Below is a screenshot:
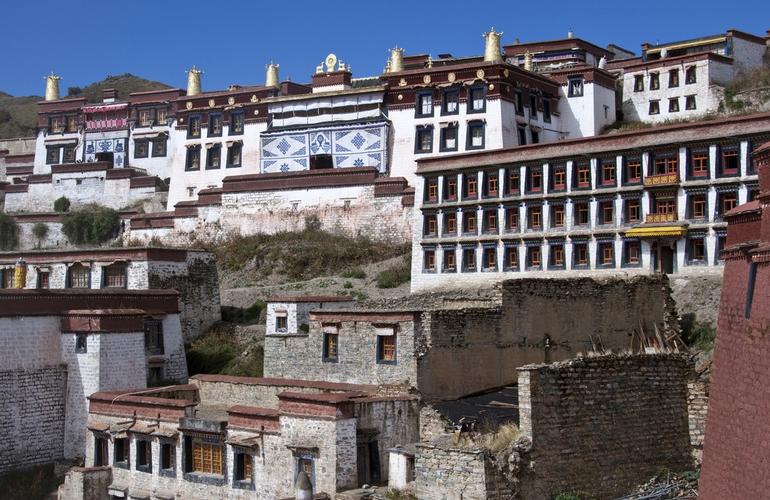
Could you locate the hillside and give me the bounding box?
[0,73,172,139]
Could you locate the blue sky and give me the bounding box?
[1,0,767,96]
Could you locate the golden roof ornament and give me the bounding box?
[186,66,203,96]
[426,56,433,68]
[12,258,26,289]
[266,62,280,88]
[389,46,404,73]
[325,53,338,72]
[524,51,533,72]
[483,27,504,63]
[44,72,61,101]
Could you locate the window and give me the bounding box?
[46,145,61,165]
[517,127,527,146]
[185,146,201,171]
[527,246,542,269]
[576,164,590,188]
[468,86,485,112]
[424,215,437,235]
[192,440,223,475]
[37,271,50,289]
[235,452,253,484]
[444,213,457,234]
[230,112,245,135]
[426,179,438,202]
[445,177,458,200]
[152,137,167,157]
[599,201,614,225]
[208,113,223,137]
[568,78,584,97]
[424,249,436,271]
[61,144,76,163]
[415,127,433,153]
[506,207,519,232]
[443,249,456,271]
[720,192,738,215]
[685,95,697,110]
[515,91,524,115]
[50,115,65,133]
[68,264,90,288]
[464,175,478,199]
[599,242,614,266]
[309,154,333,170]
[505,246,519,270]
[668,69,679,88]
[531,129,539,144]
[482,247,497,271]
[66,115,78,133]
[114,438,129,468]
[552,166,566,191]
[416,92,433,117]
[463,211,477,233]
[462,248,476,271]
[295,453,315,490]
[685,66,697,84]
[690,151,709,178]
[688,238,706,264]
[275,314,288,332]
[625,241,641,266]
[507,168,520,195]
[575,202,590,226]
[529,206,542,230]
[690,195,707,220]
[377,332,397,363]
[102,262,126,288]
[550,245,565,268]
[75,334,87,353]
[187,186,196,197]
[484,173,499,197]
[188,115,201,138]
[650,72,660,90]
[669,98,680,113]
[440,125,458,152]
[720,148,739,175]
[206,144,222,169]
[161,442,175,474]
[94,435,109,467]
[626,158,642,183]
[138,109,154,127]
[467,122,485,150]
[529,95,538,119]
[654,155,678,175]
[528,167,542,193]
[573,243,589,267]
[552,205,565,228]
[442,89,459,115]
[323,332,339,362]
[601,162,616,186]
[483,210,497,233]
[144,319,164,355]
[156,108,168,124]
[227,143,242,167]
[649,100,660,115]
[654,197,676,217]
[542,99,551,123]
[634,75,644,92]
[1,270,14,289]
[625,199,641,223]
[136,439,152,473]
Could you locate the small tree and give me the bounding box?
[0,213,19,250]
[62,205,120,245]
[31,222,49,248]
[53,196,71,213]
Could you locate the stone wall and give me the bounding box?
[516,354,693,499]
[57,467,112,500]
[0,365,67,473]
[414,443,506,500]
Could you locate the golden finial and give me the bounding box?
[44,72,61,101]
[483,27,504,63]
[266,62,280,88]
[524,51,533,71]
[389,46,404,73]
[186,65,203,96]
[426,56,433,68]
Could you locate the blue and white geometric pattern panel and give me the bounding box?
[84,138,127,167]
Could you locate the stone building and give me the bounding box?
[0,288,187,472]
[698,141,770,498]
[411,112,770,292]
[0,247,221,339]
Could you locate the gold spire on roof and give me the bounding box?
[388,46,404,73]
[44,72,61,101]
[266,62,280,88]
[186,66,203,96]
[483,27,504,63]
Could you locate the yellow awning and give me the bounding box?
[647,37,726,54]
[625,226,688,238]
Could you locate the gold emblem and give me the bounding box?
[228,96,235,105]
[503,69,510,78]
[185,102,193,110]
[489,84,495,91]
[397,94,403,101]
[448,72,456,82]
[208,99,215,108]
[251,95,258,103]
[476,69,485,79]
[254,109,260,116]
[423,75,431,84]
[325,53,338,72]
[399,78,407,87]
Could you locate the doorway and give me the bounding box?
[653,242,675,274]
[356,432,381,486]
[95,152,114,165]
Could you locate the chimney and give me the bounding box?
[102,88,117,103]
[266,62,280,88]
[483,28,503,63]
[44,72,61,101]
[524,51,533,71]
[388,46,404,73]
[186,66,202,96]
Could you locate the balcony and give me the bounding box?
[645,213,678,223]
[643,172,679,187]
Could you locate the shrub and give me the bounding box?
[0,213,19,250]
[31,222,48,246]
[220,300,265,324]
[62,205,120,245]
[341,268,366,279]
[343,281,353,289]
[680,313,716,352]
[376,261,411,289]
[53,196,71,213]
[186,332,263,377]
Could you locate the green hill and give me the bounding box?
[0,73,172,139]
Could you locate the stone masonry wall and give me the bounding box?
[516,355,693,499]
[0,365,67,473]
[415,443,505,500]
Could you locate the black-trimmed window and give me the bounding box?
[551,165,566,191]
[65,115,78,133]
[138,109,155,127]
[463,210,477,234]
[600,161,616,186]
[160,442,176,476]
[467,121,485,150]
[185,437,224,476]
[424,214,438,236]
[102,262,127,288]
[550,244,565,269]
[526,246,542,270]
[62,144,76,163]
[443,212,457,235]
[68,264,90,289]
[136,438,152,473]
[506,207,519,232]
[376,330,397,364]
[0,269,14,289]
[598,242,615,267]
[94,434,109,466]
[573,242,589,268]
[156,107,168,125]
[625,199,641,224]
[114,438,129,469]
[649,100,660,115]
[685,95,697,110]
[443,248,457,272]
[440,124,458,152]
[37,271,50,289]
[688,194,707,221]
[718,146,740,177]
[687,237,707,265]
[542,99,551,123]
[482,247,497,272]
[669,98,680,113]
[668,69,679,88]
[229,111,245,135]
[234,451,254,487]
[46,146,60,165]
[568,78,583,97]
[144,319,164,355]
[425,178,439,203]
[323,332,339,362]
[483,172,499,198]
[633,75,644,92]
[442,89,459,115]
[517,126,527,146]
[482,209,498,234]
[599,200,614,226]
[685,66,697,84]
[463,174,478,199]
[624,157,642,184]
[187,115,202,138]
[529,94,538,120]
[551,204,565,228]
[416,91,434,117]
[650,72,660,90]
[624,241,641,266]
[652,154,678,175]
[75,334,87,353]
[531,129,539,144]
[206,144,222,169]
[444,176,458,201]
[49,115,66,133]
[152,137,167,157]
[227,143,242,168]
[462,247,477,272]
[415,126,433,154]
[134,139,149,158]
[527,166,543,193]
[574,163,591,189]
[507,168,520,195]
[515,91,524,115]
[504,246,519,271]
[185,146,201,171]
[574,201,590,226]
[208,113,223,137]
[528,205,542,231]
[716,191,738,218]
[468,86,486,113]
[689,150,709,178]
